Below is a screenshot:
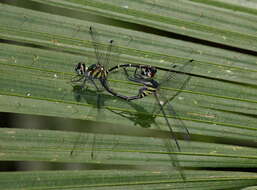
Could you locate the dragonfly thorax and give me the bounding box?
[87,64,107,79]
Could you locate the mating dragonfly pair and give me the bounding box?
[71,26,194,151]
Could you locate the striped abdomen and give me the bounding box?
[141,87,157,97]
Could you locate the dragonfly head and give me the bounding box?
[142,66,157,78]
[75,62,87,75]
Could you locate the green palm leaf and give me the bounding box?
[0,1,257,189]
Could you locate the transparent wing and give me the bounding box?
[158,59,194,104]
[165,99,190,141]
[88,92,101,159]
[154,118,186,179]
[152,94,186,179]
[70,88,109,160]
[154,90,191,143]
[153,60,194,144]
[103,40,115,70]
[89,26,121,70]
[153,93,181,151]
[89,26,105,66]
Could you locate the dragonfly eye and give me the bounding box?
[75,62,86,75]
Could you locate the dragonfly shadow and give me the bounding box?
[71,86,185,178]
[107,101,156,129]
[72,85,156,129]
[106,99,186,179]
[72,85,116,108]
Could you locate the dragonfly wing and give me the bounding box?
[153,60,193,145]
[154,93,181,151]
[165,100,190,141]
[89,26,105,66]
[158,59,194,105]
[89,26,122,70]
[90,93,104,160]
[70,89,105,160]
[153,93,186,179]
[154,89,191,143]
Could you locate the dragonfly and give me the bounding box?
[71,26,114,91]
[70,26,119,158]
[102,59,194,151]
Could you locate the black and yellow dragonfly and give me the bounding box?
[71,26,114,91]
[70,26,118,158]
[102,59,194,151]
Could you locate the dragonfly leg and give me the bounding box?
[89,79,101,92]
[71,76,89,90]
[71,75,84,83]
[79,78,88,89]
[123,67,145,84]
[123,67,130,79]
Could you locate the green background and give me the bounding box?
[0,0,257,189]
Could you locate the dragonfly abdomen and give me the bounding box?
[141,87,156,97]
